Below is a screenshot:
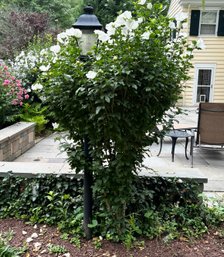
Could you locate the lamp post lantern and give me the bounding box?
[73,6,102,240]
[73,6,102,55]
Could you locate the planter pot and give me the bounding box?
[0,122,35,161]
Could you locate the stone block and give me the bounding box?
[11,138,20,154]
[3,144,10,155]
[29,132,35,143]
[14,149,22,158]
[0,122,36,161]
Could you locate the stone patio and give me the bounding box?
[0,107,224,194]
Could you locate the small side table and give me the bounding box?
[158,129,195,167]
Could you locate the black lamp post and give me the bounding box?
[73,6,102,240]
[73,6,102,55]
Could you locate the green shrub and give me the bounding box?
[17,103,48,135]
[36,0,204,236]
[0,175,223,244]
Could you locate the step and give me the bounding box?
[139,166,208,184]
[0,160,207,186]
[0,161,81,178]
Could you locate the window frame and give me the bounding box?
[193,64,216,105]
[199,10,219,36]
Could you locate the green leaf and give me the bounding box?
[88,219,98,228]
[96,106,103,115]
[105,96,111,103]
[132,85,138,90]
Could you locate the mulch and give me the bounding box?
[0,218,223,257]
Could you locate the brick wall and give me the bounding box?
[0,122,35,161]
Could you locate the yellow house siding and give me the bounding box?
[184,36,224,106]
[168,0,183,17]
[169,0,224,106]
[169,2,191,106]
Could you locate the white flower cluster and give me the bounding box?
[141,31,151,40]
[91,2,156,80]
[39,64,51,72]
[12,44,57,79]
[50,45,61,54]
[94,10,145,43]
[52,122,59,129]
[196,38,206,50]
[12,29,81,88]
[138,0,152,9]
[168,12,188,30]
[167,11,205,51]
[12,50,39,79]
[93,1,156,44]
[31,83,43,91]
[86,70,97,79]
[57,28,82,45]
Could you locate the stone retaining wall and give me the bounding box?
[0,122,35,161]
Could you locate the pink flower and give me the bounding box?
[1,64,27,109]
[12,99,18,105]
[3,79,10,86]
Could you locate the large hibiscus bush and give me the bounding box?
[37,0,203,239]
[0,63,29,128]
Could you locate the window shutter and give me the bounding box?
[217,10,224,36]
[190,10,200,36]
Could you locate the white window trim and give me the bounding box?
[193,64,216,105]
[199,9,220,36]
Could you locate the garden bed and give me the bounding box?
[0,218,223,257]
[0,122,35,161]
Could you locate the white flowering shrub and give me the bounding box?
[8,37,58,133]
[37,1,203,237]
[12,49,40,93]
[10,37,55,101]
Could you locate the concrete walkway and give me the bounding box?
[0,133,73,176]
[1,107,224,193]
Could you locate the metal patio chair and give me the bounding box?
[196,102,224,149]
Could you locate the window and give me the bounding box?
[200,11,217,35]
[194,65,215,104]
[190,10,224,36]
[196,69,212,102]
